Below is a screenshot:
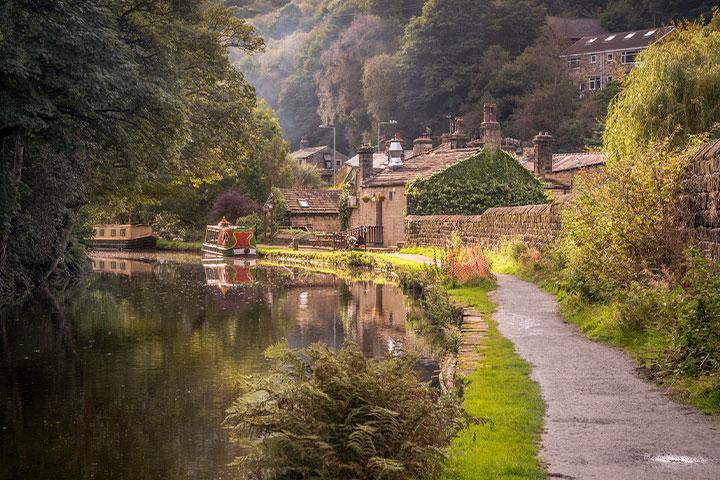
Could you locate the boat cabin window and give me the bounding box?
[120,229,126,237]
[111,229,117,237]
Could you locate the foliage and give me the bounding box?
[210,191,262,224]
[266,187,289,240]
[406,148,547,216]
[447,244,493,286]
[603,13,720,161]
[674,253,720,375]
[225,341,467,480]
[338,183,352,231]
[601,0,716,31]
[562,139,698,295]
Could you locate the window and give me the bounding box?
[590,54,597,63]
[621,50,638,64]
[99,229,105,237]
[644,30,655,37]
[120,228,126,237]
[99,261,105,268]
[568,57,580,68]
[323,153,332,169]
[585,37,597,44]
[298,199,310,208]
[607,75,613,84]
[607,53,613,61]
[336,160,341,166]
[624,32,636,39]
[389,191,394,201]
[120,262,126,270]
[111,261,117,269]
[110,229,116,237]
[588,75,602,91]
[604,35,616,42]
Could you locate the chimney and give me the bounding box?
[450,118,468,149]
[533,132,555,177]
[413,132,433,155]
[300,136,309,149]
[480,103,501,148]
[358,144,375,184]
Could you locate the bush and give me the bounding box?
[674,253,720,375]
[225,342,467,480]
[210,190,262,224]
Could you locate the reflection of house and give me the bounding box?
[91,257,153,276]
[520,132,607,197]
[290,137,349,184]
[90,224,156,250]
[561,26,673,93]
[269,188,341,232]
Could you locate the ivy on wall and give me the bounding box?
[406,148,547,215]
[338,183,352,231]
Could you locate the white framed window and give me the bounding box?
[590,54,597,63]
[586,37,597,44]
[624,32,636,39]
[298,199,310,208]
[588,75,602,91]
[644,30,656,37]
[568,57,580,68]
[621,50,638,64]
[604,35,616,42]
[607,53,613,61]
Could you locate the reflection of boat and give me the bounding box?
[202,258,256,290]
[91,257,154,277]
[201,217,256,256]
[89,224,156,250]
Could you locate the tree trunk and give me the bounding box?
[0,132,24,270]
[43,209,77,282]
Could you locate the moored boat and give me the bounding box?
[201,217,257,256]
[89,224,157,250]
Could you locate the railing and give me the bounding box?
[346,225,383,247]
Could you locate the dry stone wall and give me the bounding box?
[405,202,562,248]
[684,139,720,260]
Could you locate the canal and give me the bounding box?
[0,254,433,480]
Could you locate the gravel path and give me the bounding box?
[492,274,720,480]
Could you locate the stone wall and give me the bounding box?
[684,139,720,260]
[405,202,563,248]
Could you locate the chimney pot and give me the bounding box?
[413,132,433,155]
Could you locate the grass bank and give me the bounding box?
[442,284,546,480]
[156,239,202,251]
[486,242,720,414]
[258,247,546,478]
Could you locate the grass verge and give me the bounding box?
[441,284,546,480]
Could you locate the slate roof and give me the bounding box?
[546,16,607,42]
[289,145,329,160]
[519,152,607,173]
[364,144,482,187]
[562,26,673,56]
[277,188,340,214]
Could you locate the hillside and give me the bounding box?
[225,0,714,153]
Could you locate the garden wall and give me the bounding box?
[684,139,720,260]
[405,202,562,248]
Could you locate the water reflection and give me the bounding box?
[0,255,428,480]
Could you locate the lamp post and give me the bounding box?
[377,120,398,152]
[318,124,336,185]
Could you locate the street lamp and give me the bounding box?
[318,124,336,185]
[377,120,398,153]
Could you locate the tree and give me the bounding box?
[210,190,262,223]
[601,0,716,31]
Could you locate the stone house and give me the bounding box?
[268,188,341,232]
[290,137,349,184]
[561,26,673,93]
[347,105,540,247]
[520,132,607,197]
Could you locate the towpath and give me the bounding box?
[492,273,720,480]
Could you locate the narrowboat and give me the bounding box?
[90,224,157,250]
[202,217,257,256]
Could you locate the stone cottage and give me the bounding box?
[347,108,544,247]
[268,188,341,232]
[520,132,607,196]
[561,26,673,93]
[290,137,349,184]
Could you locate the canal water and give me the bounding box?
[0,254,432,480]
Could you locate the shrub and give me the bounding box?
[447,244,492,286]
[225,342,467,480]
[210,190,262,224]
[674,253,720,375]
